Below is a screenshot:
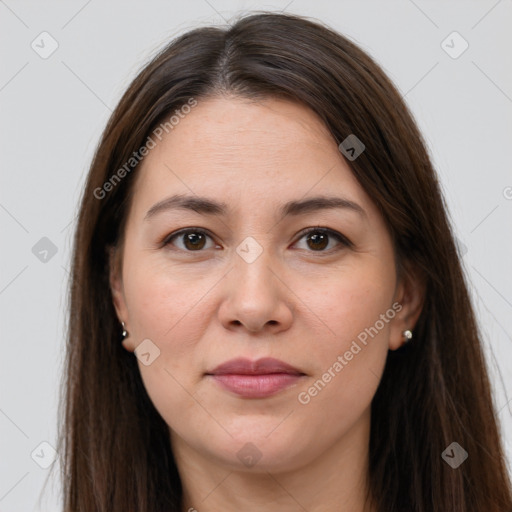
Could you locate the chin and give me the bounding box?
[204,424,314,473]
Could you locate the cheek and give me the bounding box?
[123,255,213,344]
[296,260,395,402]
[121,256,215,412]
[122,260,207,428]
[304,258,395,343]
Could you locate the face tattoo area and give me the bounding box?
[57,12,512,512]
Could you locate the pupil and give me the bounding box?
[308,232,328,250]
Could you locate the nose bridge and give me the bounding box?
[232,236,277,297]
[218,235,293,332]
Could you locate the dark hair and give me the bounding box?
[55,11,512,511]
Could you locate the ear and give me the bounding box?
[108,245,133,351]
[388,263,425,351]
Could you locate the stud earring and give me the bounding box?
[402,329,413,342]
[121,321,128,339]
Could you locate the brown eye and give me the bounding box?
[183,232,206,250]
[294,228,351,252]
[306,231,329,251]
[164,229,216,251]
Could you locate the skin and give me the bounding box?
[110,96,424,512]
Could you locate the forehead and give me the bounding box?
[129,96,372,217]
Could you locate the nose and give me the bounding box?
[217,247,294,334]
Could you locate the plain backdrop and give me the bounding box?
[1,1,511,510]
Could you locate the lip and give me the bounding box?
[208,357,304,376]
[206,357,306,398]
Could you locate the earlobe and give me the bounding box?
[389,265,425,350]
[120,321,134,352]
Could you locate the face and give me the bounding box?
[110,96,421,473]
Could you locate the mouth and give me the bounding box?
[205,357,306,398]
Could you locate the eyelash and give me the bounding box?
[162,226,352,254]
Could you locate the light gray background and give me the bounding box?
[1,1,511,510]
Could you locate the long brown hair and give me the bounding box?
[55,12,512,511]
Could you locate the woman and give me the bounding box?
[56,12,512,512]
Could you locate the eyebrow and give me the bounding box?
[144,193,366,221]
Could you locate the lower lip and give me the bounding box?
[209,373,303,398]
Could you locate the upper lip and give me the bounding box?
[206,357,305,376]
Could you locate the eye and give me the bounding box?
[163,228,218,251]
[162,227,351,253]
[293,227,352,252]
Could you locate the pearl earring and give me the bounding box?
[121,321,128,339]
